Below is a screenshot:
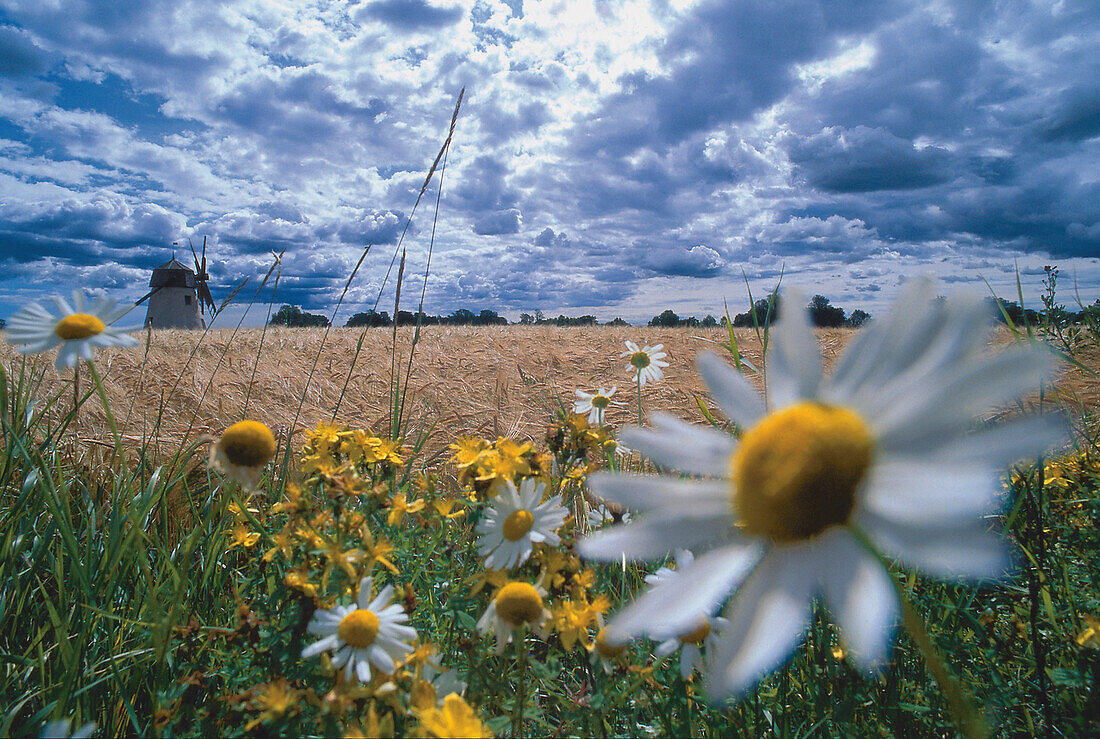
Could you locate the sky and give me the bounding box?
[0,0,1097,327]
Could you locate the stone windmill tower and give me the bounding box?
[140,238,216,329]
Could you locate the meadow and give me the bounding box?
[1,312,1098,737]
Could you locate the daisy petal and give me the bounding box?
[577,510,732,561]
[857,511,1014,581]
[585,472,728,511]
[767,294,821,406]
[696,352,766,428]
[815,529,899,671]
[606,540,762,642]
[301,634,339,659]
[707,548,815,701]
[356,657,371,683]
[860,461,1004,525]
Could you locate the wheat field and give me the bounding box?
[2,324,1096,465]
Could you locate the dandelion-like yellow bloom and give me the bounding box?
[417,693,492,739]
[210,420,277,491]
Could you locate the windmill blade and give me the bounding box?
[200,235,207,275]
[133,286,161,305]
[188,237,202,275]
[198,280,216,315]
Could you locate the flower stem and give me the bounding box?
[635,376,644,426]
[899,592,989,738]
[512,628,528,737]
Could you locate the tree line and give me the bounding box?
[267,295,1100,330]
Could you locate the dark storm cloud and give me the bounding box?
[472,208,522,235]
[0,25,48,76]
[0,196,180,256]
[638,243,723,277]
[357,0,464,30]
[1033,85,1100,143]
[788,126,953,193]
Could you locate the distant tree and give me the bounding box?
[648,309,681,327]
[345,309,391,327]
[701,314,718,327]
[605,317,630,326]
[477,309,508,326]
[519,312,534,325]
[271,304,329,328]
[534,309,546,323]
[846,308,871,328]
[992,298,1039,326]
[808,295,846,327]
[733,296,779,327]
[448,308,476,325]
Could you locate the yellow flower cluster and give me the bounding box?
[449,435,552,497]
[301,422,405,479]
[546,413,619,467]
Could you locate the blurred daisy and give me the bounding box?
[302,576,416,683]
[417,693,492,739]
[621,341,668,386]
[476,478,568,570]
[587,504,631,530]
[590,623,629,673]
[655,615,728,680]
[39,718,96,739]
[574,386,623,425]
[477,581,549,654]
[209,420,277,491]
[5,290,136,370]
[580,278,1066,700]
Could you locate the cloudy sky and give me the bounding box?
[1,0,1097,326]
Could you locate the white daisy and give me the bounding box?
[4,289,136,370]
[655,614,729,680]
[477,581,550,654]
[475,478,568,570]
[208,420,277,491]
[621,341,668,386]
[302,576,416,683]
[579,278,1066,700]
[574,386,624,425]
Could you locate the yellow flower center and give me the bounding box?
[629,351,651,369]
[502,509,534,541]
[731,402,873,543]
[494,582,543,626]
[219,420,277,468]
[595,626,627,659]
[337,608,381,648]
[680,620,711,645]
[591,394,611,409]
[54,313,105,340]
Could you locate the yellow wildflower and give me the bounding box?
[227,524,260,550]
[388,492,426,527]
[285,567,319,599]
[271,483,309,518]
[468,567,510,597]
[417,693,492,739]
[359,526,399,574]
[320,542,366,589]
[245,678,299,730]
[262,526,296,562]
[373,437,405,466]
[432,497,466,520]
[450,437,489,470]
[1077,614,1100,649]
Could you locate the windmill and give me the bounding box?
[138,237,217,329]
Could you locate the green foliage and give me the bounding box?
[269,305,330,328]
